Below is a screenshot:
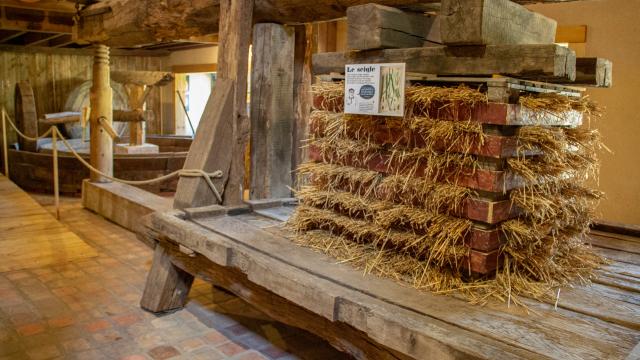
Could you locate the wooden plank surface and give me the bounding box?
[145,211,540,359]
[0,175,97,272]
[147,211,640,359]
[439,0,557,45]
[312,44,576,82]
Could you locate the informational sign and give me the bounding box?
[344,63,405,117]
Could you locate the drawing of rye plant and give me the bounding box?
[380,66,403,113]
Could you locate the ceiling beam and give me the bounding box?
[75,0,590,48]
[0,28,23,42]
[0,5,74,34]
[24,32,66,46]
[49,34,74,47]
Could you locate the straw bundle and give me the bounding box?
[291,82,606,306]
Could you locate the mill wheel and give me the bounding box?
[14,81,38,152]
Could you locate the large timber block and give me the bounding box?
[114,143,160,155]
[82,179,171,236]
[439,0,557,46]
[312,44,576,82]
[137,209,640,359]
[346,3,440,50]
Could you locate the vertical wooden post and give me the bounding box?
[292,24,313,187]
[1,108,8,177]
[89,44,113,182]
[250,23,295,199]
[124,84,146,146]
[52,128,60,220]
[218,0,253,205]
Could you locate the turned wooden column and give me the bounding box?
[89,44,113,182]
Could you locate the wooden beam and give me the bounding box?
[172,64,217,74]
[574,57,612,87]
[250,23,295,200]
[75,0,592,47]
[556,25,587,43]
[217,0,253,206]
[440,0,557,45]
[0,6,73,34]
[49,34,74,48]
[313,44,577,82]
[0,43,168,56]
[173,79,235,209]
[0,29,23,43]
[23,32,65,47]
[347,3,440,51]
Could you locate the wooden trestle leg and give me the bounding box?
[140,245,195,313]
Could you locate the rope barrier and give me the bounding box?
[1,107,224,219]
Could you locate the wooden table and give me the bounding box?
[137,202,640,360]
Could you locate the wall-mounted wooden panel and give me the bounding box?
[0,45,169,144]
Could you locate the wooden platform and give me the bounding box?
[0,175,97,272]
[137,202,640,360]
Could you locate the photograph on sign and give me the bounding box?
[344,63,405,117]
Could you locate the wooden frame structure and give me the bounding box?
[68,0,636,358]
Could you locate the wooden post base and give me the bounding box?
[140,245,194,313]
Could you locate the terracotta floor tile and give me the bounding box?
[147,345,180,360]
[84,319,112,333]
[217,341,247,357]
[16,323,46,336]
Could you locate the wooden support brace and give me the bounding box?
[173,79,235,209]
[113,109,145,123]
[98,117,118,140]
[140,244,195,313]
[39,113,82,126]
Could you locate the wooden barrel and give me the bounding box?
[14,81,38,152]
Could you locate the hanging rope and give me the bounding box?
[1,108,224,218]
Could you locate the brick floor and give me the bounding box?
[0,195,351,360]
